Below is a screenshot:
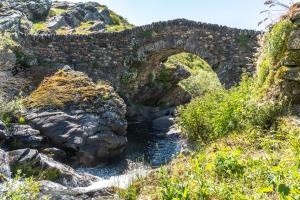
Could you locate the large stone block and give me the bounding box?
[288,30,300,50]
[282,50,300,66]
[283,67,300,82]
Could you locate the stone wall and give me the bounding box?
[23,19,261,101]
[280,8,300,104]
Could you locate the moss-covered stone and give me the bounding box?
[24,69,114,110]
[282,50,300,66]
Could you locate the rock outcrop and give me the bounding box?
[1,0,51,21]
[6,124,47,149]
[0,149,10,182]
[8,148,98,187]
[47,2,112,32]
[24,68,127,166]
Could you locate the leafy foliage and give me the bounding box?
[178,75,284,141]
[165,53,222,98]
[0,170,41,200]
[0,92,23,125]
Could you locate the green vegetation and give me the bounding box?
[0,170,41,200]
[104,9,134,32]
[165,52,222,97]
[256,19,293,90]
[238,34,250,49]
[11,164,61,182]
[0,92,23,125]
[105,24,134,32]
[24,70,112,109]
[0,32,18,50]
[30,22,48,34]
[119,13,299,199]
[48,8,67,18]
[137,31,153,39]
[178,76,283,141]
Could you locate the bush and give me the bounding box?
[179,69,222,98]
[215,152,244,178]
[0,92,23,125]
[0,171,41,200]
[178,75,284,141]
[165,52,222,98]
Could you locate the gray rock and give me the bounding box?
[45,2,113,33]
[26,110,127,166]
[152,116,175,132]
[52,1,75,10]
[2,0,52,21]
[8,148,99,187]
[7,124,45,149]
[99,8,112,25]
[39,180,115,200]
[47,15,67,31]
[0,9,32,34]
[24,69,127,166]
[0,47,16,71]
[41,147,67,162]
[0,149,11,181]
[87,21,105,32]
[283,67,300,82]
[288,30,300,50]
[47,2,107,31]
[0,121,8,141]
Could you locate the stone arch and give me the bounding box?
[23,19,260,105]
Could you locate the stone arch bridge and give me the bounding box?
[23,19,260,103]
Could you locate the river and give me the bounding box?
[76,122,185,189]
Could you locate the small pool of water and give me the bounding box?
[76,122,184,189]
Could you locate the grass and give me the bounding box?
[118,18,295,196]
[104,9,134,32]
[105,24,134,32]
[120,115,300,199]
[30,22,48,34]
[165,52,222,98]
[48,8,67,18]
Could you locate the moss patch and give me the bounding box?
[24,70,112,109]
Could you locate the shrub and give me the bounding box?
[215,152,244,178]
[179,69,222,98]
[165,52,222,98]
[178,75,284,141]
[0,170,41,200]
[0,92,23,125]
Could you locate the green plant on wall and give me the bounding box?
[238,34,250,49]
[137,30,153,39]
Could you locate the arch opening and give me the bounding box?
[125,51,223,108]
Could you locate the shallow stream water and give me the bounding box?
[76,123,184,189]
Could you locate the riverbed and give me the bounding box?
[76,123,185,189]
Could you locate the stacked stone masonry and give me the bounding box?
[23,19,261,91]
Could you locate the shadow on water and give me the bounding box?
[76,122,183,188]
